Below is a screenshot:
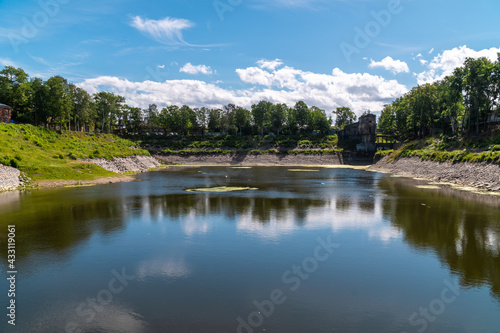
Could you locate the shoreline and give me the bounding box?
[370,155,500,195]
[1,154,500,196]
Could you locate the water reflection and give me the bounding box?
[378,176,500,302]
[1,167,499,311]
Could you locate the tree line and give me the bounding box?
[378,55,500,140]
[0,66,336,136]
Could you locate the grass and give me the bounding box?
[140,134,339,150]
[160,148,343,156]
[0,124,150,181]
[387,135,500,164]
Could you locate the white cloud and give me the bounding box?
[158,64,165,69]
[0,57,17,67]
[416,53,423,58]
[369,56,410,74]
[130,16,194,45]
[429,48,435,54]
[416,45,500,84]
[78,61,408,115]
[180,63,213,75]
[419,59,428,65]
[257,59,283,71]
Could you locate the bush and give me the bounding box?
[10,158,19,168]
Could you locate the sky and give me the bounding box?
[0,0,500,116]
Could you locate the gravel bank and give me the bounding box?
[83,155,160,173]
[371,156,500,191]
[154,153,344,165]
[0,165,21,191]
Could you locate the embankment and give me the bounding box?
[82,155,160,173]
[154,152,374,166]
[371,156,500,191]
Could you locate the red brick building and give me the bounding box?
[0,103,12,123]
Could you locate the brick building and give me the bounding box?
[0,103,12,123]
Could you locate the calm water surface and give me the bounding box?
[0,166,499,333]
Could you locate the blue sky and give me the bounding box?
[1,0,499,115]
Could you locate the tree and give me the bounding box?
[124,105,143,134]
[462,57,495,135]
[195,107,209,135]
[309,106,331,134]
[270,103,288,135]
[179,105,198,135]
[30,77,49,126]
[145,104,159,133]
[94,91,125,133]
[222,103,236,134]
[437,72,464,135]
[234,107,251,136]
[252,101,272,135]
[0,66,31,123]
[294,101,310,132]
[70,84,94,131]
[378,104,396,136]
[208,108,223,132]
[333,107,357,129]
[46,76,73,129]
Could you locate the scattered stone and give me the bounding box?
[82,155,160,173]
[372,156,500,192]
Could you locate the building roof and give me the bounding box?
[0,103,12,108]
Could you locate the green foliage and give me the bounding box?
[0,124,149,180]
[333,107,357,129]
[384,55,500,141]
[374,150,394,159]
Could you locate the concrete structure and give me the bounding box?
[0,103,12,123]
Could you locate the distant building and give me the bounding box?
[340,113,377,152]
[0,103,12,123]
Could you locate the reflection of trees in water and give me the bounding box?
[0,191,127,266]
[378,176,500,301]
[141,193,327,226]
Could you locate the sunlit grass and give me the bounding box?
[0,124,149,181]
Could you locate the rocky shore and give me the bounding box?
[0,165,21,191]
[82,155,160,173]
[371,156,500,192]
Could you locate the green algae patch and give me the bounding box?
[186,186,258,193]
[65,184,96,188]
[416,185,441,190]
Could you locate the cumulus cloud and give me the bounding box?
[130,16,194,45]
[416,45,500,84]
[369,56,410,74]
[180,63,213,75]
[257,59,283,71]
[78,61,408,115]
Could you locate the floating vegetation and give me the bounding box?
[416,185,440,190]
[65,184,96,188]
[186,186,258,193]
[288,169,320,172]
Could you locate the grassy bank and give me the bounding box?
[138,134,341,155]
[0,124,149,181]
[384,134,500,164]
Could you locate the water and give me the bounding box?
[0,166,499,333]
